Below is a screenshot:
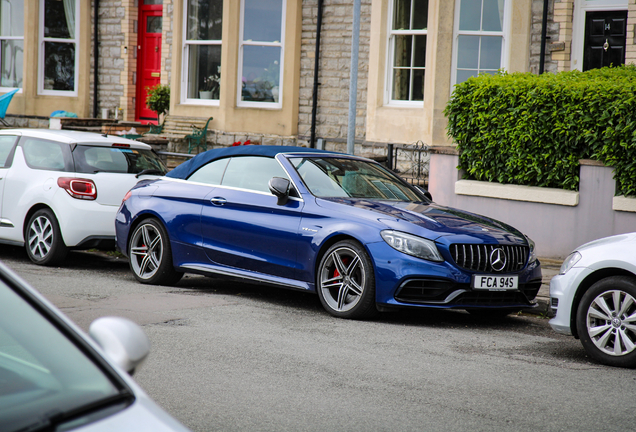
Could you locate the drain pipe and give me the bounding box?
[93,0,99,118]
[346,0,362,155]
[539,0,549,74]
[309,0,324,148]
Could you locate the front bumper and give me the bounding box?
[548,267,587,336]
[367,241,543,310]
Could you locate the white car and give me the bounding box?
[549,233,636,368]
[0,129,167,265]
[0,260,190,431]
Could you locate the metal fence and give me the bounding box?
[387,141,430,186]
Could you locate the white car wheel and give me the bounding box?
[25,209,68,266]
[576,276,636,368]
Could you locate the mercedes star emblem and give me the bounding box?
[489,248,507,272]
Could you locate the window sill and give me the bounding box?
[183,99,220,106]
[384,100,424,109]
[454,180,579,206]
[613,196,636,213]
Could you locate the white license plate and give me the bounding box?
[472,275,518,290]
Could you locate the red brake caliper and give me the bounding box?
[333,257,349,278]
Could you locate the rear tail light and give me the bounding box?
[57,177,97,200]
[112,143,131,148]
[122,190,132,203]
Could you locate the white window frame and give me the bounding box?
[0,0,24,92]
[237,0,285,109]
[451,0,511,89]
[38,0,79,97]
[385,0,427,107]
[181,0,222,106]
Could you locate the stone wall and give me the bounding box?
[161,0,174,86]
[530,0,560,74]
[91,1,127,119]
[298,0,372,144]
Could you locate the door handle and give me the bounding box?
[210,197,227,206]
[604,39,609,52]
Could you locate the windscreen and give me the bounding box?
[290,157,420,201]
[0,280,121,432]
[73,145,168,175]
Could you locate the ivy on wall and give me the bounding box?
[444,66,636,196]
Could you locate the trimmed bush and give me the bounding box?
[444,66,636,196]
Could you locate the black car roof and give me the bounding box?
[166,145,339,179]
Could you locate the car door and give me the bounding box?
[199,156,304,280]
[0,135,19,223]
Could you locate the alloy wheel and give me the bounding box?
[130,223,164,280]
[319,246,366,313]
[28,215,53,260]
[585,289,636,356]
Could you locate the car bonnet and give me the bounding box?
[317,198,526,243]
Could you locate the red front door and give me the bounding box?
[136,2,163,124]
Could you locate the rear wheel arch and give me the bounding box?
[23,204,58,240]
[127,216,183,285]
[571,268,636,339]
[126,212,164,253]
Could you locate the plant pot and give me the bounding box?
[199,91,213,99]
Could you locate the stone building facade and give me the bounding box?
[5,0,636,154]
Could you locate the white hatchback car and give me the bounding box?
[0,260,190,431]
[549,233,636,368]
[0,129,167,265]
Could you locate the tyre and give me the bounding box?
[317,240,377,319]
[25,209,68,266]
[128,218,183,285]
[576,276,636,368]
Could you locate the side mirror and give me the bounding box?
[89,316,150,376]
[269,177,291,205]
[414,185,432,202]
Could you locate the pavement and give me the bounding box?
[525,257,561,316]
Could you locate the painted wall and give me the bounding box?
[428,151,636,259]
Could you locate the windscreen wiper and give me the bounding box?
[12,390,134,432]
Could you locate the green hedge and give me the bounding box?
[444,66,636,196]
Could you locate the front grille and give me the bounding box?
[451,290,533,307]
[395,280,541,305]
[450,244,528,273]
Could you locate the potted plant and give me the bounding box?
[145,84,170,126]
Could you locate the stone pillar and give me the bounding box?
[551,0,574,72]
[627,0,636,65]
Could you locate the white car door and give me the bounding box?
[0,135,19,224]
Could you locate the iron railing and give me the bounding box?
[387,141,429,186]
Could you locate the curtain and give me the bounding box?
[62,0,75,38]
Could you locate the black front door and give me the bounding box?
[583,10,627,71]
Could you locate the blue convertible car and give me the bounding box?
[115,146,542,319]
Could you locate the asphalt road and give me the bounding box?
[1,246,635,432]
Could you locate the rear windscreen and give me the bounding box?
[73,145,168,175]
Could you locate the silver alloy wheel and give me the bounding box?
[319,246,366,312]
[130,223,164,280]
[586,289,636,356]
[27,215,53,260]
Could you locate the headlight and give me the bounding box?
[526,236,537,264]
[559,251,581,275]
[381,230,443,262]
